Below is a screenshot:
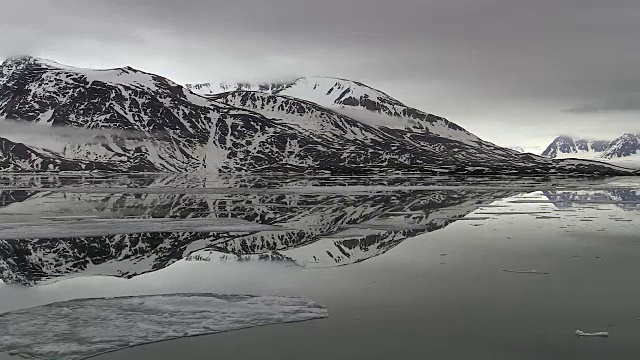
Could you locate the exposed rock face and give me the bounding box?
[576,139,610,153]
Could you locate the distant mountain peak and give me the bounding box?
[541,136,610,158]
[601,133,640,159]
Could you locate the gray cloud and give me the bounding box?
[1,0,640,149]
[565,92,640,113]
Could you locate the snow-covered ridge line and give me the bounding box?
[254,76,482,144]
[1,56,182,90]
[186,81,293,94]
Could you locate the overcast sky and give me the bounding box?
[2,0,640,151]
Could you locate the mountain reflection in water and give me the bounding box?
[1,174,638,285]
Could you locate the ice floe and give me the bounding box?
[575,330,609,338]
[0,293,327,359]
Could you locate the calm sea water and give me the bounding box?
[1,174,639,359]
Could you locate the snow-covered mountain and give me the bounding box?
[541,136,610,158]
[190,77,481,144]
[0,56,233,172]
[540,134,640,169]
[0,57,636,176]
[203,86,636,175]
[601,133,640,159]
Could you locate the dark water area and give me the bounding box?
[0,174,639,359]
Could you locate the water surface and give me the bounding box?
[1,174,639,359]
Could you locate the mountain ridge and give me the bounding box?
[541,134,640,163]
[541,136,610,158]
[0,56,637,176]
[189,77,482,145]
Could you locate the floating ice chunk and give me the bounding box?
[502,269,550,275]
[60,307,73,315]
[575,330,609,337]
[0,293,328,360]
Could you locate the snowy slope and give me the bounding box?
[211,91,390,136]
[276,77,482,145]
[207,91,450,172]
[601,133,640,159]
[607,155,640,170]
